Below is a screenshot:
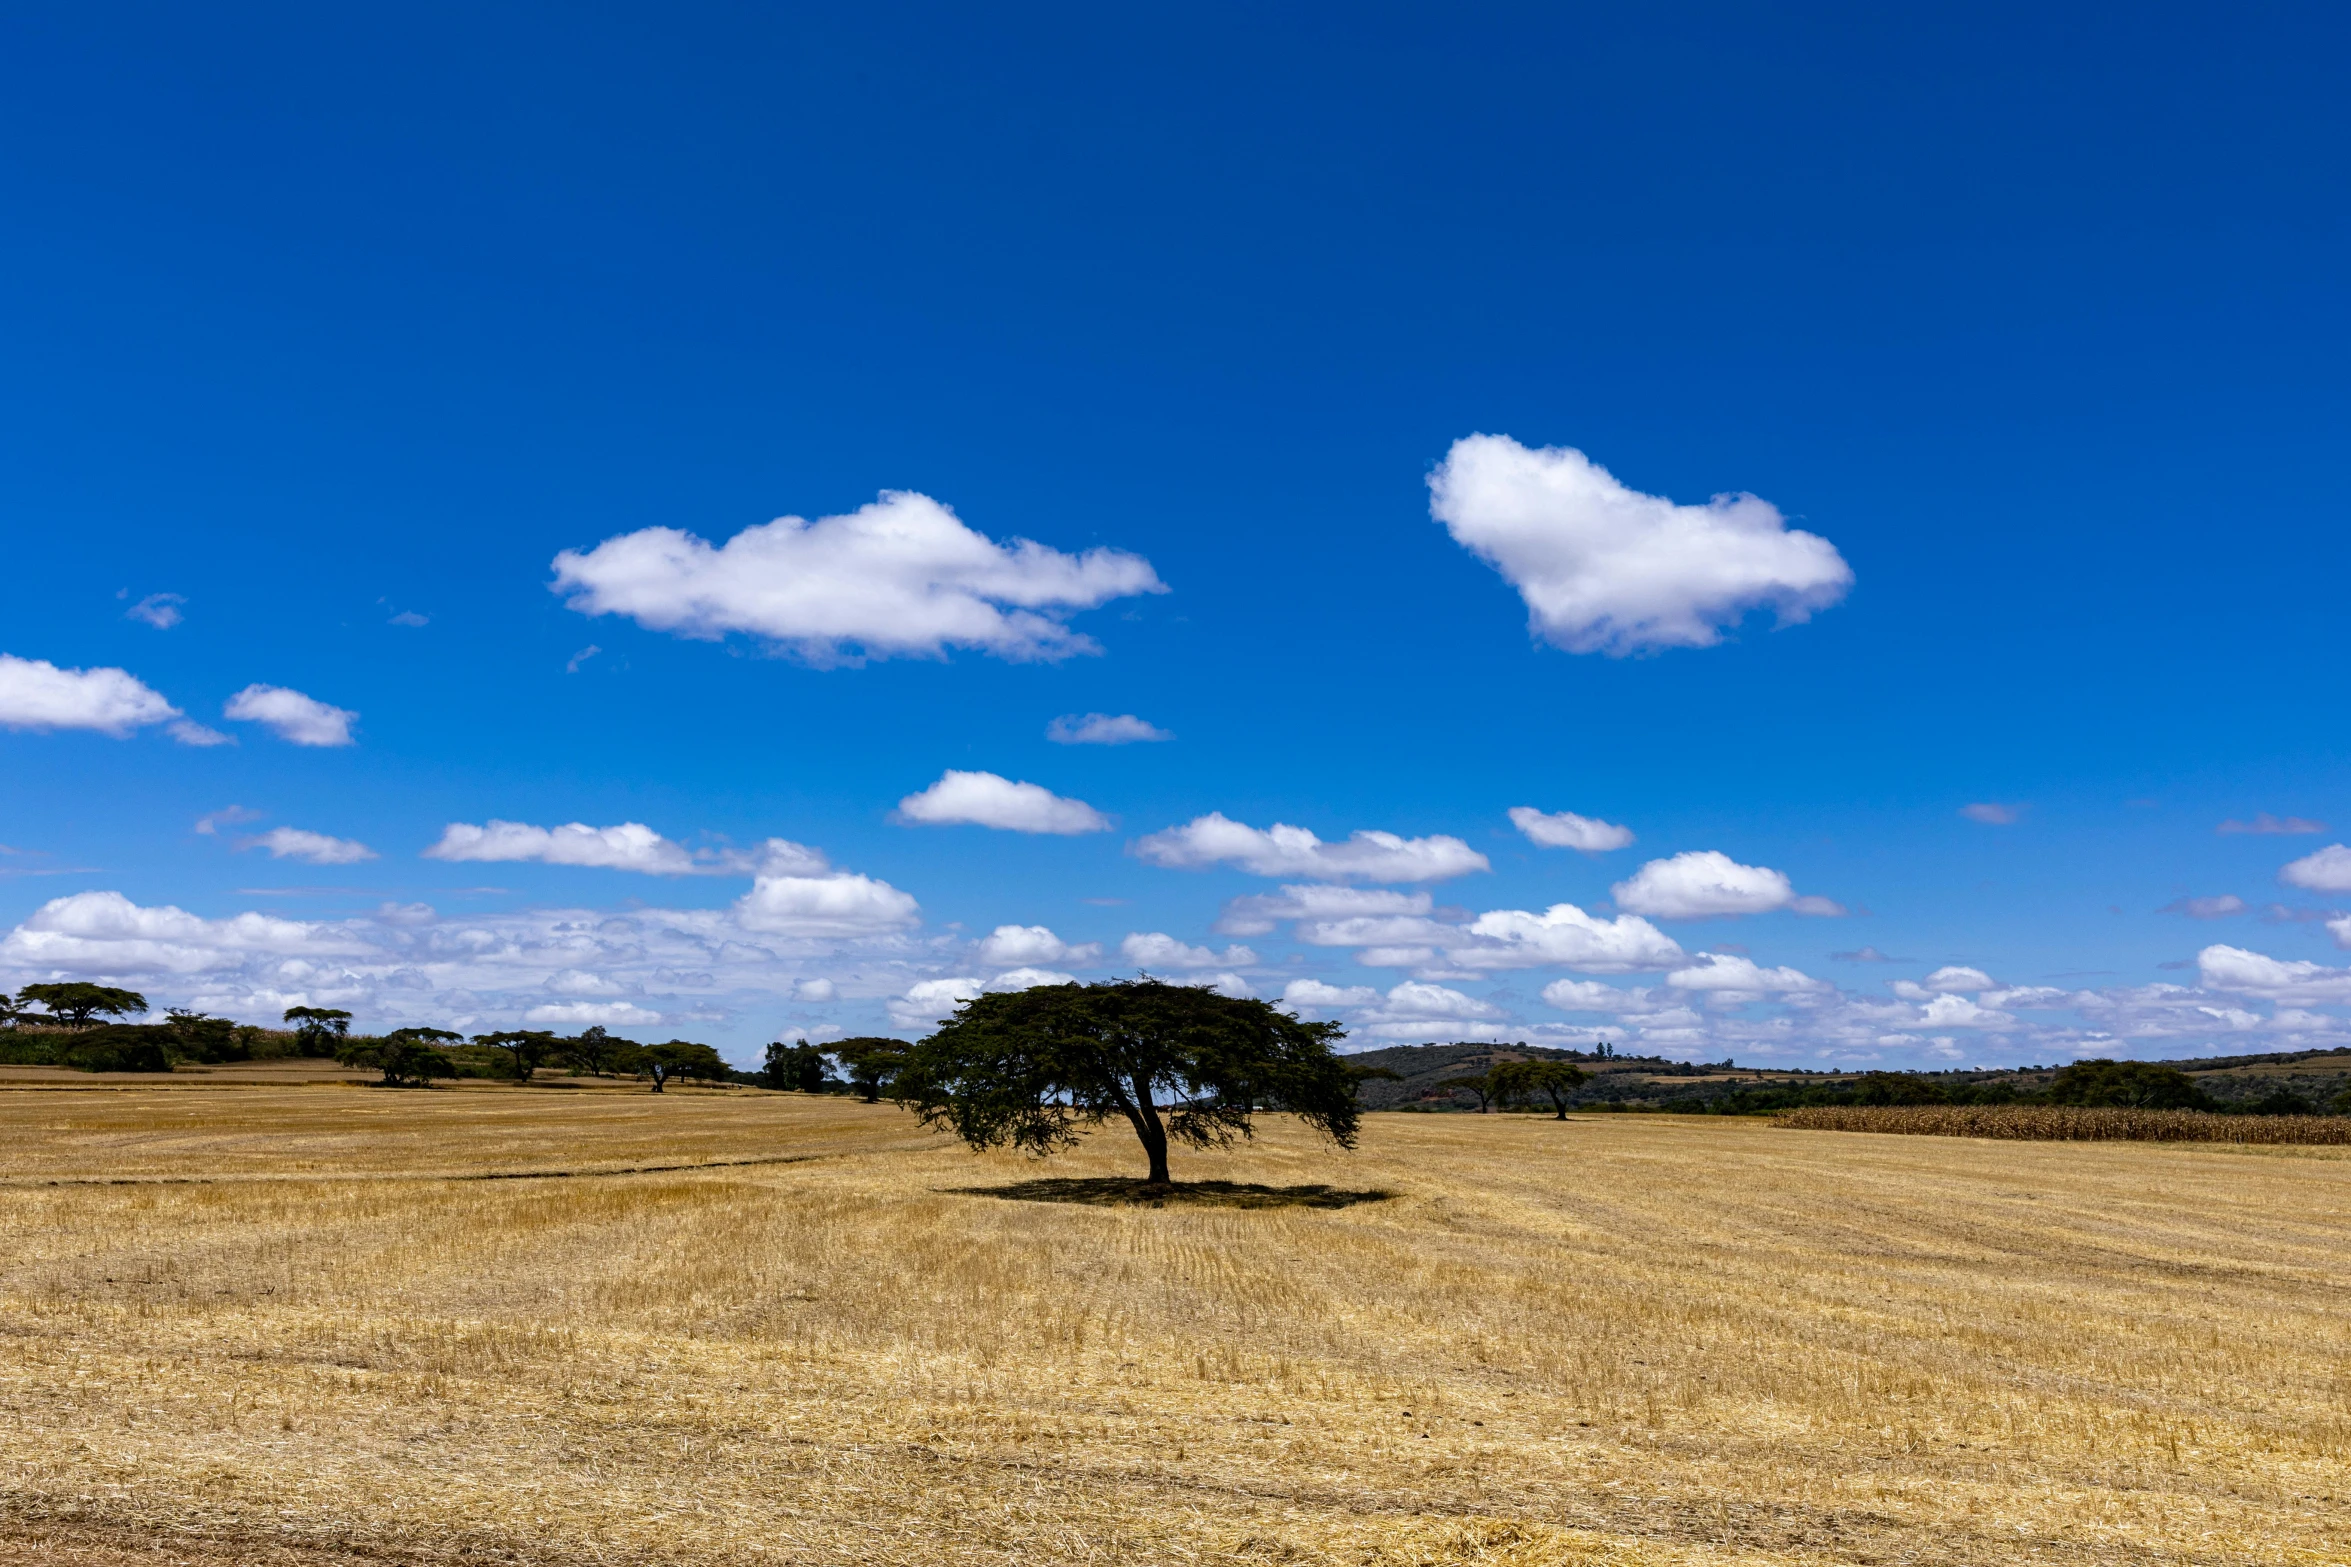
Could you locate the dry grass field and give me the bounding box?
[2,1086,2348,1567]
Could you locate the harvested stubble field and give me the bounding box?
[2,1088,2349,1567]
[1777,1104,2351,1143]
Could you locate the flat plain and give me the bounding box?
[1,1085,2347,1567]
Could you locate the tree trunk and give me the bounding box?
[1130,1074,1171,1185]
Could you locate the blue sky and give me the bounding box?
[3,1,2348,1065]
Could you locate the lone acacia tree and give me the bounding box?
[1489,1058,1590,1119]
[829,1036,910,1103]
[283,1006,352,1054]
[19,983,148,1028]
[892,978,1359,1186]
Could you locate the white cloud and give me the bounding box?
[2332,916,2351,952]
[1921,965,1995,993]
[894,770,1110,834]
[1665,955,1825,993]
[887,977,983,1030]
[1426,434,1851,655]
[1611,850,1844,919]
[2279,844,2351,893]
[1368,981,1503,1022]
[1281,979,1380,1008]
[1960,802,2024,825]
[126,593,185,629]
[974,924,1101,966]
[734,872,921,938]
[1215,884,1433,936]
[1185,972,1254,999]
[0,654,182,737]
[987,967,1076,991]
[0,890,365,975]
[2160,895,2248,919]
[1540,978,1629,1010]
[2197,944,2351,1003]
[550,490,1165,665]
[1445,902,1686,973]
[425,820,707,875]
[1048,712,1171,745]
[1508,806,1635,853]
[194,806,265,837]
[1897,994,2015,1030]
[223,684,356,747]
[243,827,378,866]
[794,977,837,1002]
[388,610,429,628]
[1121,932,1258,970]
[168,721,233,746]
[543,968,625,995]
[1133,813,1488,883]
[523,1001,662,1026]
[2219,813,2326,835]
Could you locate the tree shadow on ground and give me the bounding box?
[947,1176,1392,1210]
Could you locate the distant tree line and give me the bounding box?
[1688,1060,2351,1118]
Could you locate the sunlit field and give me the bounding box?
[3,1085,2348,1566]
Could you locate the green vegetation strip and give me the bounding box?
[1775,1104,2351,1143]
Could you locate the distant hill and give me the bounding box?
[1346,1040,2351,1114]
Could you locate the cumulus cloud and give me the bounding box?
[1960,802,2024,825]
[1540,978,1630,1010]
[1897,994,2015,1030]
[1120,932,1258,970]
[987,966,1076,990]
[223,684,356,747]
[1665,955,1826,993]
[888,977,983,1029]
[973,925,1101,966]
[734,871,921,938]
[125,593,186,629]
[1047,712,1171,745]
[1611,850,1844,919]
[2219,813,2326,835]
[0,654,183,737]
[1365,981,1502,1022]
[1133,813,1488,883]
[242,827,378,866]
[1281,979,1380,1008]
[524,1001,662,1026]
[1426,434,1851,655]
[1443,903,1686,973]
[2197,944,2351,1003]
[428,820,711,875]
[2278,844,2351,893]
[1215,884,1433,937]
[550,490,1165,665]
[2160,895,2248,919]
[1508,806,1635,853]
[894,771,1110,834]
[0,890,366,975]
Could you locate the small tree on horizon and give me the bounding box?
[1490,1059,1591,1119]
[284,1006,352,1055]
[474,1029,559,1081]
[762,1040,833,1093]
[1438,1070,1497,1112]
[829,1036,911,1103]
[20,983,149,1028]
[893,979,1359,1185]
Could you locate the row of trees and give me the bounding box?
[1689,1060,2351,1117]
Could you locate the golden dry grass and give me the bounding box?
[3,1086,2349,1567]
[1777,1104,2351,1143]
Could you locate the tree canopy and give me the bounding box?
[283,1006,352,1054]
[893,979,1358,1185]
[2045,1059,2209,1110]
[19,983,149,1027]
[829,1036,910,1103]
[474,1030,559,1080]
[1489,1059,1590,1119]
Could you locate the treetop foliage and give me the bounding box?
[893,978,1358,1183]
[17,983,149,1027]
